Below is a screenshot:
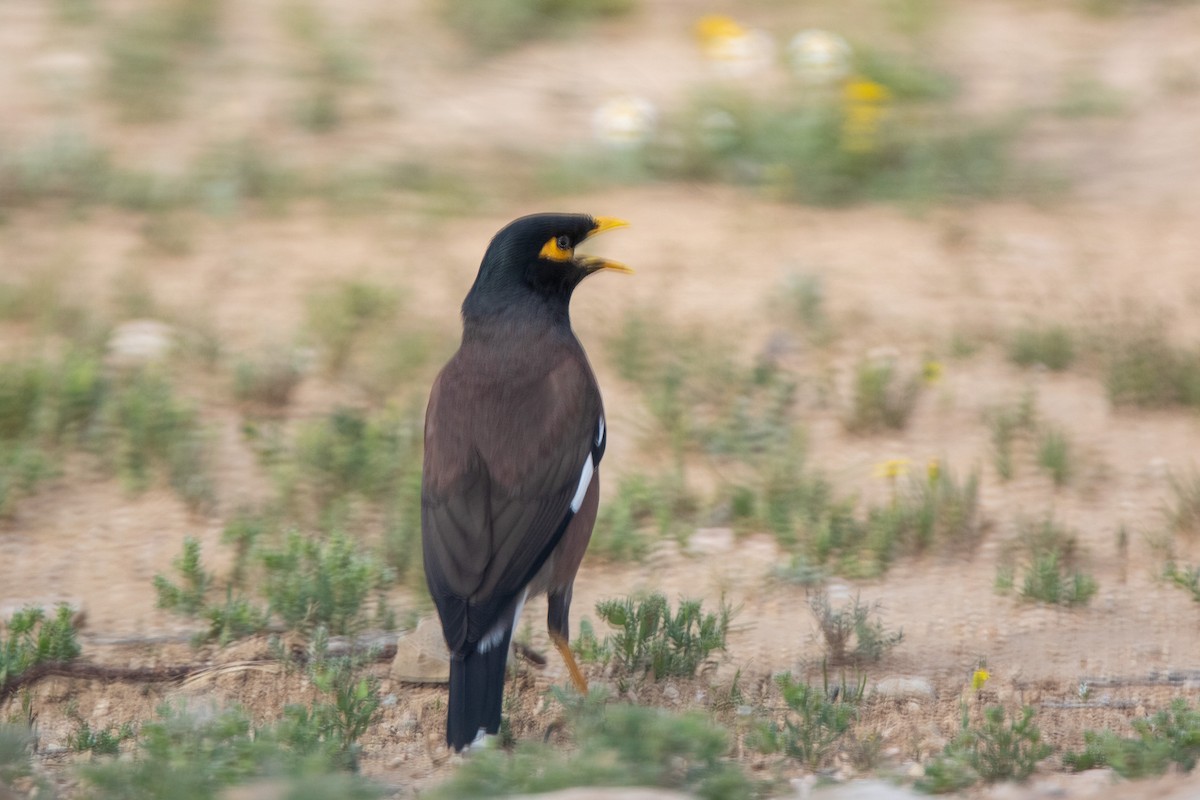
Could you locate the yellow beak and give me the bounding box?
[582,217,633,274]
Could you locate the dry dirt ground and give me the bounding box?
[3,0,1200,797]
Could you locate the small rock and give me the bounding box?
[390,617,450,684]
[810,778,924,799]
[106,319,175,368]
[662,683,680,701]
[872,676,935,700]
[685,527,735,556]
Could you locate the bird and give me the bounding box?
[421,212,630,751]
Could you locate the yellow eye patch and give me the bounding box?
[539,236,574,262]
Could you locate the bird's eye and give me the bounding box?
[556,235,571,251]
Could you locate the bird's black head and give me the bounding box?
[462,213,630,323]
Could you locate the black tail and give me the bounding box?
[446,632,512,751]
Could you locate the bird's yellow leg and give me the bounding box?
[550,633,588,694]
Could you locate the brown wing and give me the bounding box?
[421,341,603,656]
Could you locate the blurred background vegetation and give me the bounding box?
[5,0,1200,796]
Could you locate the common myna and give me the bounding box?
[422,213,630,751]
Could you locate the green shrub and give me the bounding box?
[304,281,402,373]
[292,407,421,509]
[1020,552,1096,607]
[1036,425,1073,488]
[1009,324,1075,370]
[590,472,693,561]
[917,706,1052,792]
[1105,327,1200,409]
[985,393,1037,481]
[261,530,391,636]
[82,704,383,799]
[639,80,1020,207]
[1063,699,1200,778]
[593,593,732,680]
[1167,470,1200,538]
[845,358,921,432]
[192,138,302,215]
[867,464,984,561]
[441,0,634,54]
[749,672,860,769]
[1164,562,1200,603]
[0,724,36,787]
[154,537,212,616]
[233,348,304,409]
[67,719,136,755]
[430,697,749,799]
[808,590,903,666]
[103,0,225,122]
[1000,517,1097,607]
[0,605,82,692]
[103,369,214,510]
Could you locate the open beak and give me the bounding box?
[578,216,633,275]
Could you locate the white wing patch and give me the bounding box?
[570,453,595,513]
[596,415,606,447]
[477,587,528,654]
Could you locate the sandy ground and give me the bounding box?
[4,0,1200,797]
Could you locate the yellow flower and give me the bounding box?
[972,668,990,691]
[694,14,745,47]
[922,360,943,384]
[873,458,912,480]
[926,458,940,483]
[840,78,891,153]
[843,78,890,104]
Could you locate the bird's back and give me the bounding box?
[421,325,602,652]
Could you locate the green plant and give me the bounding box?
[430,696,749,799]
[748,672,860,769]
[571,617,610,665]
[1008,323,1075,370]
[1056,74,1126,118]
[845,358,921,433]
[289,635,384,771]
[772,554,827,586]
[867,463,984,562]
[154,537,271,645]
[1001,517,1096,606]
[67,719,136,755]
[1104,326,1200,409]
[304,281,402,373]
[0,724,36,787]
[103,369,215,511]
[1063,699,1200,778]
[82,704,383,799]
[382,466,424,583]
[807,590,903,666]
[103,0,224,122]
[1036,425,1073,487]
[202,593,271,647]
[261,530,392,635]
[291,407,422,514]
[441,0,634,54]
[594,594,732,680]
[280,1,368,133]
[918,705,1051,792]
[1164,562,1200,603]
[233,348,304,409]
[1166,470,1200,537]
[192,138,302,215]
[590,472,692,561]
[985,393,1037,481]
[1021,553,1096,606]
[154,537,212,616]
[778,272,833,343]
[0,605,82,692]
